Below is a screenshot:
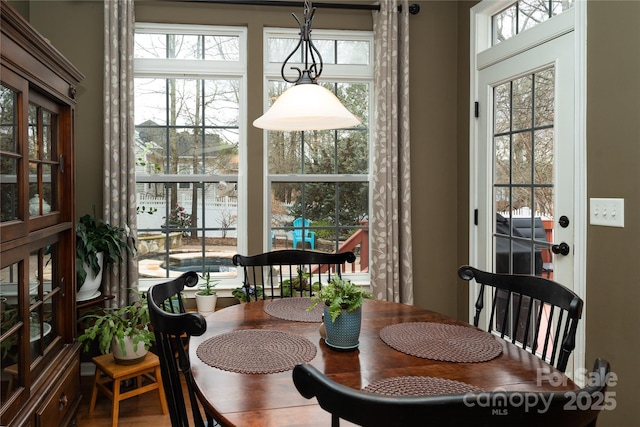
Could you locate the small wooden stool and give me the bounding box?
[89,352,168,427]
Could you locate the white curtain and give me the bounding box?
[103,0,137,306]
[370,0,414,304]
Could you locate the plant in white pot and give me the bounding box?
[195,269,218,314]
[76,212,136,301]
[308,277,374,351]
[77,291,154,364]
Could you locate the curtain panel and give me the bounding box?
[370,0,414,304]
[103,0,138,306]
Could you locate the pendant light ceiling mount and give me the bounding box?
[253,0,361,131]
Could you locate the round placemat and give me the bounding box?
[196,329,317,374]
[264,297,323,323]
[363,376,483,396]
[379,322,502,363]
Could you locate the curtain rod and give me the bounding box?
[173,0,420,15]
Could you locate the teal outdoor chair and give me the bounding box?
[292,217,315,250]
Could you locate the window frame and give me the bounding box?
[261,28,374,285]
[133,22,248,290]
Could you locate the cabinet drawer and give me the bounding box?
[36,359,80,427]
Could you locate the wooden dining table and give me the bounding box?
[189,299,576,427]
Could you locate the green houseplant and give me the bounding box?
[280,269,320,297]
[76,212,136,299]
[195,269,218,313]
[232,285,263,303]
[308,277,373,322]
[308,277,373,350]
[77,291,154,364]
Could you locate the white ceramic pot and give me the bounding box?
[76,252,103,302]
[195,293,217,314]
[111,335,149,365]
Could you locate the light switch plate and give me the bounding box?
[590,198,624,227]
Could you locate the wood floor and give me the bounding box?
[76,373,175,427]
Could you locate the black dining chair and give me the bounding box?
[292,358,610,427]
[147,271,217,427]
[232,250,356,301]
[458,265,583,373]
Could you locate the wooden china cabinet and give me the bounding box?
[0,2,84,426]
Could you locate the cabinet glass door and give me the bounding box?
[0,241,61,407]
[0,83,19,223]
[28,93,61,218]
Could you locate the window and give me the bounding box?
[492,0,574,44]
[263,29,373,279]
[134,24,246,284]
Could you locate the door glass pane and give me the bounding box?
[534,68,555,126]
[28,104,38,158]
[1,85,20,223]
[512,75,532,131]
[0,85,18,152]
[494,135,510,185]
[534,128,553,184]
[1,261,22,404]
[29,245,57,363]
[512,132,532,185]
[0,156,18,222]
[42,110,52,161]
[42,164,54,214]
[493,66,555,278]
[27,103,59,217]
[494,82,511,134]
[29,161,38,216]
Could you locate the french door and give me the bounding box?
[477,32,575,284]
[471,9,584,374]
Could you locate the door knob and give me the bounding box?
[551,242,570,256]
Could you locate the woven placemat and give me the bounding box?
[379,322,502,363]
[264,297,323,323]
[196,329,317,374]
[363,376,483,396]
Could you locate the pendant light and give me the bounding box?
[253,0,361,131]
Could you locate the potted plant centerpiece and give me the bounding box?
[308,277,373,350]
[195,269,218,314]
[77,291,154,364]
[76,212,136,301]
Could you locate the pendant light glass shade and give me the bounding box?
[253,83,361,131]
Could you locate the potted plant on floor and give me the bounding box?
[307,277,374,351]
[195,269,218,313]
[77,291,154,364]
[76,211,136,302]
